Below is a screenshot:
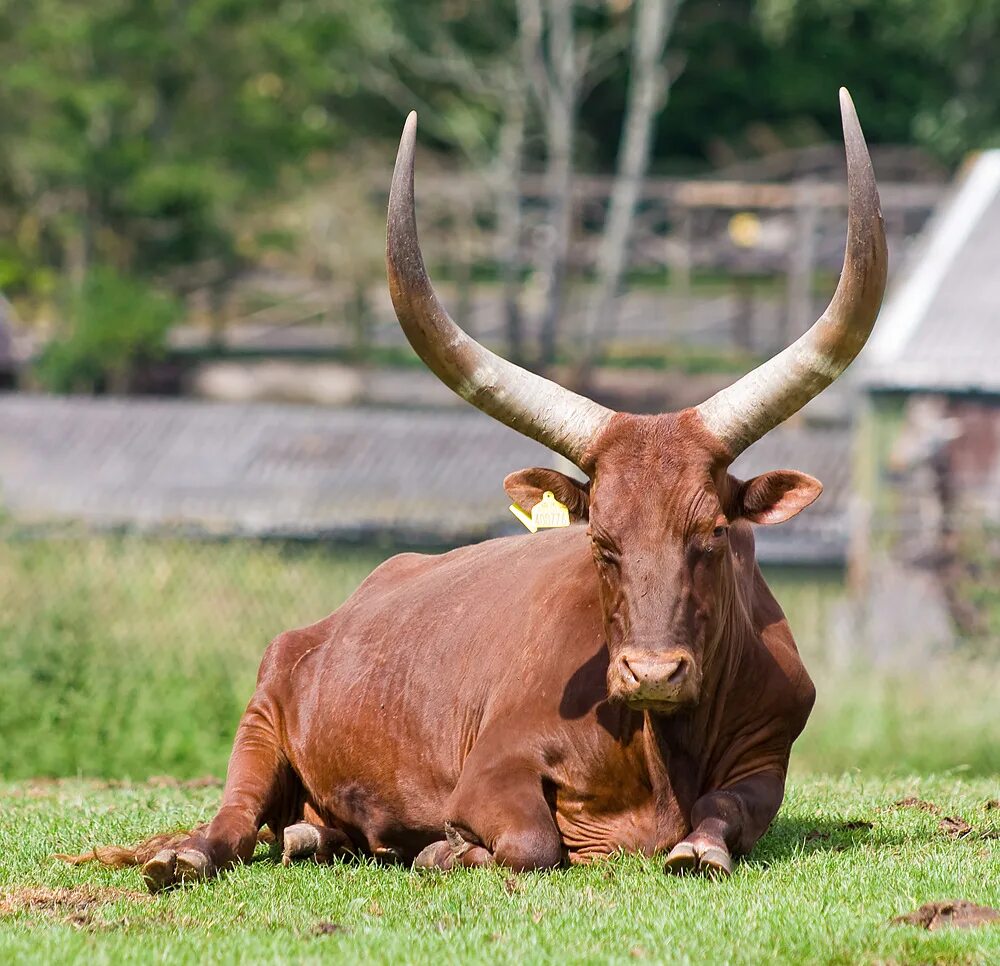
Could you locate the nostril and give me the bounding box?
[619,655,639,687]
[666,658,689,684]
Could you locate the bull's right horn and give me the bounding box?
[386,112,614,469]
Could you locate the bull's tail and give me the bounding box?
[53,824,275,868]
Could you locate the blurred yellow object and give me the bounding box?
[728,212,761,248]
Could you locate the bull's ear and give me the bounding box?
[731,470,823,526]
[503,468,590,522]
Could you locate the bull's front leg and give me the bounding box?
[664,770,785,877]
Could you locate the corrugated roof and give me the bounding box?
[0,394,850,563]
[866,151,1000,394]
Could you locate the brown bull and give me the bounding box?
[75,89,887,890]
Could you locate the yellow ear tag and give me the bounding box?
[509,491,570,533]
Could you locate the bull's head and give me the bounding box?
[386,89,887,713]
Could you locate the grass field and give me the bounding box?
[1,532,997,780]
[1,777,998,964]
[1,533,998,962]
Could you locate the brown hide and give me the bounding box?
[175,410,818,880]
[112,408,821,890]
[252,509,813,865]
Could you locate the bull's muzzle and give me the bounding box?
[614,649,700,709]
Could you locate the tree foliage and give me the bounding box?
[34,267,180,393]
[753,0,1000,161]
[1,0,997,386]
[0,0,378,302]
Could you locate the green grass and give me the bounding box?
[0,776,998,964]
[0,532,386,779]
[1,533,999,961]
[1,532,999,779]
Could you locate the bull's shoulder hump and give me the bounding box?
[357,527,592,594]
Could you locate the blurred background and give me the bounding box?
[0,0,998,782]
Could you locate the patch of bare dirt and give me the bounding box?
[312,921,349,936]
[9,779,69,799]
[939,816,973,839]
[892,901,1000,931]
[11,776,222,798]
[894,798,942,814]
[146,775,223,789]
[0,886,149,928]
[892,800,999,841]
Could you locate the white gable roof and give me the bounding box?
[866,150,1000,393]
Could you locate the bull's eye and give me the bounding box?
[595,545,617,565]
[590,535,619,566]
[701,524,729,556]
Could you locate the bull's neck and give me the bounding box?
[642,556,757,784]
[701,553,756,705]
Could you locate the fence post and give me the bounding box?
[785,180,819,343]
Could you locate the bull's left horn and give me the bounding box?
[386,111,613,469]
[695,88,888,459]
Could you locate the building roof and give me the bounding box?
[0,394,850,564]
[865,150,1000,394]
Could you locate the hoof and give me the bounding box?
[444,822,470,855]
[176,848,213,883]
[663,841,698,874]
[142,849,177,893]
[697,845,733,877]
[141,847,214,892]
[414,841,454,871]
[665,839,733,878]
[282,823,322,867]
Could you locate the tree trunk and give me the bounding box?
[537,99,574,368]
[535,0,579,369]
[578,0,679,376]
[495,95,527,364]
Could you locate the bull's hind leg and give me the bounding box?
[280,805,354,867]
[413,822,495,870]
[143,695,293,892]
[416,750,562,873]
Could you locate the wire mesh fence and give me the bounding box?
[0,526,389,655]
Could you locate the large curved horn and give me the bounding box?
[386,112,613,468]
[696,88,888,459]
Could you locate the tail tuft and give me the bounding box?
[53,824,275,868]
[53,825,209,868]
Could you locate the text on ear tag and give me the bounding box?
[509,490,570,533]
[533,491,571,528]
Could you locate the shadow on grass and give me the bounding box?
[745,814,895,869]
[242,815,891,878]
